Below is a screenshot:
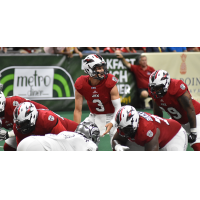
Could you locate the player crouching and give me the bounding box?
[112,105,188,151]
[17,121,100,151]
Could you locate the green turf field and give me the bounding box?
[0,109,193,151]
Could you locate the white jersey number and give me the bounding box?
[93,99,105,112]
[151,115,169,125]
[160,106,182,120]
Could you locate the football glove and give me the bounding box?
[0,129,9,141]
[115,144,130,151]
[188,132,197,143]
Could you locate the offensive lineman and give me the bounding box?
[112,105,188,151]
[0,93,48,150]
[12,102,78,146]
[0,93,78,150]
[74,54,121,142]
[148,70,200,151]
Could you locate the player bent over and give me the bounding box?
[17,121,100,151]
[0,93,48,151]
[112,105,188,151]
[12,102,78,147]
[0,93,78,150]
[148,70,200,151]
[74,54,121,143]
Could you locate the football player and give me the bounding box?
[17,121,100,151]
[12,102,77,146]
[0,92,48,150]
[112,105,188,151]
[148,70,200,151]
[74,54,121,142]
[0,93,78,150]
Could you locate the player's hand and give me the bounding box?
[102,122,113,136]
[188,132,197,143]
[115,51,123,59]
[0,129,9,141]
[115,144,130,151]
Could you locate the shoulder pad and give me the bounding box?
[75,75,88,91]
[169,79,188,96]
[105,74,118,89]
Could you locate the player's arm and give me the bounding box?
[103,85,121,135]
[51,119,67,134]
[74,89,83,124]
[115,51,131,69]
[112,131,129,151]
[145,128,160,151]
[153,99,163,118]
[178,91,197,142]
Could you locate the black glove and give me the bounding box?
[0,129,9,141]
[188,132,197,143]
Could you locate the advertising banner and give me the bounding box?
[143,52,200,102]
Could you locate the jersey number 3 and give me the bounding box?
[93,99,105,112]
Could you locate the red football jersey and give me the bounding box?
[75,74,118,114]
[119,112,181,148]
[1,96,48,130]
[14,109,67,145]
[52,112,78,132]
[149,79,200,124]
[130,65,155,89]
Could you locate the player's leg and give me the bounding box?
[4,137,17,151]
[182,114,200,151]
[84,113,108,137]
[160,127,188,151]
[83,113,95,124]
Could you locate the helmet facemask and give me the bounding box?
[118,124,137,139]
[15,119,36,134]
[150,84,166,98]
[93,63,108,80]
[149,70,170,99]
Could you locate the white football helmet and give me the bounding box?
[149,70,171,98]
[13,102,38,134]
[0,91,6,112]
[75,121,100,145]
[115,105,139,138]
[83,54,108,80]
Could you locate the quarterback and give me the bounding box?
[74,54,121,142]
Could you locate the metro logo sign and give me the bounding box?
[0,66,75,100]
[14,68,54,97]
